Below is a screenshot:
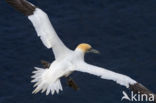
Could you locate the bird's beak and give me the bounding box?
[88,48,100,54]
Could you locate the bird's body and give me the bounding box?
[31,48,83,94]
[6,0,156,102]
[31,44,136,94]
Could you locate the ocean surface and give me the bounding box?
[0,0,156,103]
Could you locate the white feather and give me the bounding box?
[31,67,63,95]
[28,8,72,59]
[75,62,137,88]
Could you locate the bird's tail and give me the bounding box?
[31,67,63,95]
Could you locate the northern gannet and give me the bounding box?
[6,0,156,101]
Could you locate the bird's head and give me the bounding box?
[76,43,100,54]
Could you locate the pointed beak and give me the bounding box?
[88,48,100,54]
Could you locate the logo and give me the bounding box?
[121,91,155,102]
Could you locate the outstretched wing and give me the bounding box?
[6,0,72,59]
[75,62,137,88]
[75,62,156,101]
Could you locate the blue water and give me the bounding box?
[0,0,156,103]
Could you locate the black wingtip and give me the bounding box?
[129,83,152,94]
[130,83,156,103]
[6,0,36,16]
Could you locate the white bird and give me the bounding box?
[6,0,156,100]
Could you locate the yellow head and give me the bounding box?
[76,43,100,54]
[77,43,92,52]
